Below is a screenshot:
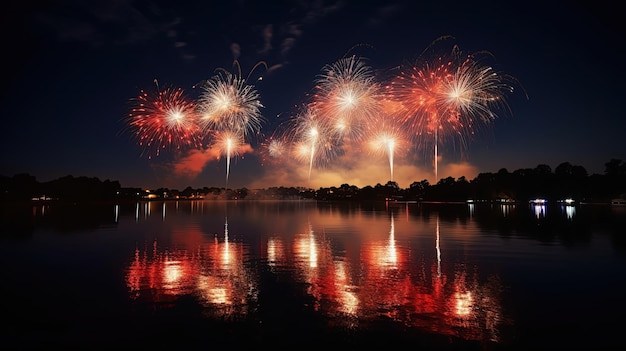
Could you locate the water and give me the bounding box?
[2,200,625,349]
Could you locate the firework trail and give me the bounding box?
[287,106,338,181]
[125,81,202,159]
[365,98,407,183]
[389,38,516,181]
[211,131,244,183]
[368,124,407,182]
[195,61,266,182]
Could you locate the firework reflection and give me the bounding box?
[269,210,505,342]
[125,219,257,319]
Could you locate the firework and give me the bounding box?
[288,106,339,180]
[364,98,408,183]
[389,39,516,180]
[259,135,288,166]
[125,83,202,159]
[123,38,519,187]
[211,130,245,183]
[368,125,408,182]
[195,62,266,181]
[266,138,287,159]
[310,55,382,143]
[196,69,264,139]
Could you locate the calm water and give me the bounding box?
[2,200,625,349]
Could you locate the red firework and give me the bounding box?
[388,38,516,179]
[126,85,203,158]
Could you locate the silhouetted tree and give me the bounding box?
[407,179,429,200]
[605,159,626,176]
[0,173,39,201]
[4,157,626,203]
[554,162,588,200]
[603,159,626,199]
[235,187,248,199]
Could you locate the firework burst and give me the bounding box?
[125,83,202,159]
[287,106,339,180]
[389,39,516,180]
[123,38,520,187]
[196,70,264,138]
[310,55,382,143]
[259,135,288,166]
[195,61,266,182]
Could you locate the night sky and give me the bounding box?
[2,0,624,190]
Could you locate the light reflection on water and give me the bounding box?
[5,200,626,348]
[563,204,576,220]
[122,201,505,343]
[126,216,257,320]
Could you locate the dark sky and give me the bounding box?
[2,0,624,190]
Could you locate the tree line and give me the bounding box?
[2,159,625,203]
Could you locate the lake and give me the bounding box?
[2,200,625,349]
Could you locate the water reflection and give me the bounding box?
[532,203,546,218]
[295,212,504,343]
[500,203,515,217]
[561,204,576,220]
[436,216,441,278]
[125,216,257,319]
[5,199,626,348]
[123,201,505,343]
